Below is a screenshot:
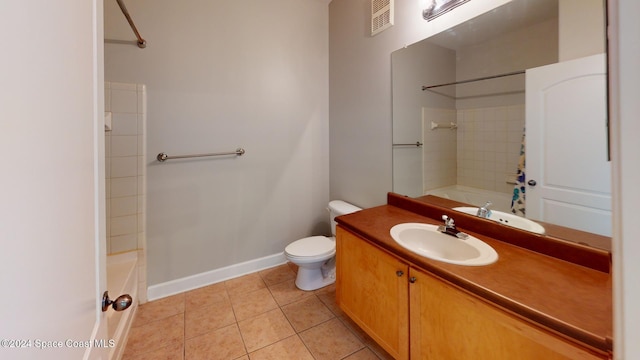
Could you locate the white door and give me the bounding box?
[526,54,611,236]
[0,1,109,359]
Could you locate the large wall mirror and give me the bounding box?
[391,0,610,249]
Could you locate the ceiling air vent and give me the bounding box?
[371,0,394,36]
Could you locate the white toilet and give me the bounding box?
[284,200,361,291]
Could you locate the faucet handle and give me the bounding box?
[482,201,492,209]
[442,215,455,227]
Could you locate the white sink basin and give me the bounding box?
[389,223,498,266]
[453,207,546,234]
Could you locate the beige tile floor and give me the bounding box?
[122,263,394,360]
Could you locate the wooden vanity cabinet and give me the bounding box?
[335,227,410,360]
[409,267,608,360]
[336,227,609,360]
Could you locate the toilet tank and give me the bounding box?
[328,200,362,236]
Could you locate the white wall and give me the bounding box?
[105,0,329,288]
[559,0,606,61]
[329,0,510,207]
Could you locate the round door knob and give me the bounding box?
[527,180,537,186]
[102,291,133,312]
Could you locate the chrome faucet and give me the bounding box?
[476,201,492,218]
[438,215,469,239]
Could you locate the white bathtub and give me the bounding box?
[106,251,139,360]
[425,185,513,213]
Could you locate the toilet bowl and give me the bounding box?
[284,200,361,291]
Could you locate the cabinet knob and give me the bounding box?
[396,271,404,277]
[409,277,417,283]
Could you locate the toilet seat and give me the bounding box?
[285,236,335,259]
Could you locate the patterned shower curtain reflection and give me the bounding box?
[511,128,526,216]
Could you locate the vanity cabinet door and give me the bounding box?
[409,268,608,360]
[335,227,409,360]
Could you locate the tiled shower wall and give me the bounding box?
[105,82,147,255]
[456,104,525,194]
[422,104,525,195]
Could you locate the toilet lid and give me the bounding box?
[285,236,335,258]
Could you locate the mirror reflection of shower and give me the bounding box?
[391,0,559,214]
[422,76,527,214]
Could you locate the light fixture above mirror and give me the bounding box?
[423,0,471,21]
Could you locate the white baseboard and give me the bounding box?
[146,252,287,301]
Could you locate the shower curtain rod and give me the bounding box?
[114,0,146,48]
[421,70,525,91]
